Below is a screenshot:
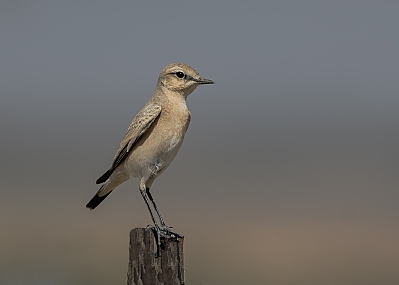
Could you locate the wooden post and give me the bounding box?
[127,228,185,285]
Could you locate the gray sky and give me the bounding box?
[2,1,399,285]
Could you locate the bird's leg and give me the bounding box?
[140,186,180,257]
[141,181,181,239]
[145,188,181,239]
[146,187,166,227]
[139,187,160,229]
[139,180,160,227]
[139,187,163,253]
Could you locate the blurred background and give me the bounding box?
[1,1,399,285]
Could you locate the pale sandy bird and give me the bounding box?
[86,62,214,236]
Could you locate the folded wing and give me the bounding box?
[96,104,162,184]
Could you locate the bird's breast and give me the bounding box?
[124,105,190,178]
[159,118,189,154]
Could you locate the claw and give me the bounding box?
[148,224,182,257]
[160,226,182,239]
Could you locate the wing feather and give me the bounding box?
[96,103,161,184]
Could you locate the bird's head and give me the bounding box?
[158,62,214,96]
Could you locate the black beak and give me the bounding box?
[190,76,215,84]
[196,78,215,84]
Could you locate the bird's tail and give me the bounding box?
[86,184,113,210]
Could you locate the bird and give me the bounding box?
[86,62,214,238]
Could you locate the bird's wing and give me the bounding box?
[96,103,161,184]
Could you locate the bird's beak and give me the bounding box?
[194,77,214,85]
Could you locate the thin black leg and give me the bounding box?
[140,187,181,256]
[140,188,164,253]
[146,188,166,227]
[140,188,159,228]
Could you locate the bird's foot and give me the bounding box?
[146,224,181,239]
[146,224,182,257]
[159,225,182,239]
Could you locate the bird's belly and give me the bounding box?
[124,131,185,180]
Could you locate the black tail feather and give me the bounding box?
[86,191,113,210]
[96,169,112,184]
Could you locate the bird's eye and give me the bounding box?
[175,72,185,79]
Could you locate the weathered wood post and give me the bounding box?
[127,228,184,285]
